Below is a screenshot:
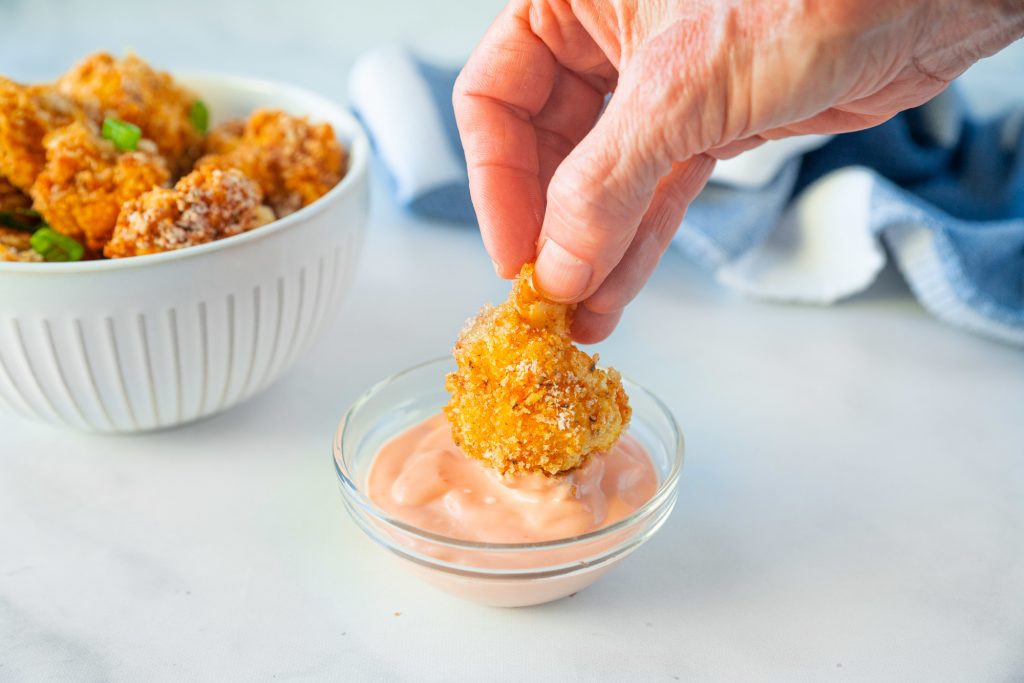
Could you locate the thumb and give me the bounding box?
[532,84,674,303]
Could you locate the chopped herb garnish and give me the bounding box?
[190,100,209,133]
[101,117,141,151]
[30,227,84,262]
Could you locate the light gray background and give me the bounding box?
[1,1,1023,681]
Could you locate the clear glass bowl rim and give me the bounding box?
[332,356,685,554]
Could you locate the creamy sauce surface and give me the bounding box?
[367,413,658,543]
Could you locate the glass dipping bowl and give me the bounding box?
[332,357,685,607]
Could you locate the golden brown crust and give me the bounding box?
[57,52,204,176]
[198,109,344,216]
[0,226,40,261]
[1,53,345,261]
[0,175,33,213]
[0,78,79,192]
[445,264,631,476]
[104,167,273,258]
[0,175,42,236]
[30,121,169,254]
[202,118,245,156]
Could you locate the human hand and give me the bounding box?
[454,0,1024,342]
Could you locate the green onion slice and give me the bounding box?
[102,117,142,152]
[190,100,209,133]
[30,227,84,262]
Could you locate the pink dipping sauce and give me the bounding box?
[367,413,658,544]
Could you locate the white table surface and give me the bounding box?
[1,3,1023,682]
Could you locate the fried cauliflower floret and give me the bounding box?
[202,118,245,156]
[0,227,40,262]
[30,121,169,253]
[445,264,631,476]
[0,175,42,235]
[0,78,79,191]
[0,176,33,213]
[198,109,344,216]
[57,52,203,175]
[104,167,274,258]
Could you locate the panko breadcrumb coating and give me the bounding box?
[0,175,33,213]
[199,109,344,216]
[57,52,204,175]
[0,78,79,191]
[202,118,244,157]
[31,121,169,254]
[104,167,274,258]
[0,52,347,262]
[0,227,40,262]
[445,264,631,476]
[0,176,42,235]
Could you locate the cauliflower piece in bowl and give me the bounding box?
[30,120,169,254]
[104,166,274,258]
[199,109,345,217]
[57,52,205,176]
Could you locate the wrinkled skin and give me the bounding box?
[454,0,1024,342]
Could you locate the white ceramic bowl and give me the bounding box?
[0,73,370,432]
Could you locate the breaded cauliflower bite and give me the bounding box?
[202,118,244,157]
[199,109,344,216]
[0,78,78,191]
[0,227,40,262]
[0,175,43,262]
[0,175,41,235]
[0,175,33,213]
[445,264,631,476]
[57,52,204,175]
[30,121,169,254]
[104,167,274,258]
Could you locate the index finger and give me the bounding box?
[453,1,556,277]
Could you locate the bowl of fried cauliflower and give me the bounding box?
[0,52,369,432]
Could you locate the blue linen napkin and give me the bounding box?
[350,47,1024,346]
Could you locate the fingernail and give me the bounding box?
[534,239,592,302]
[491,260,504,278]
